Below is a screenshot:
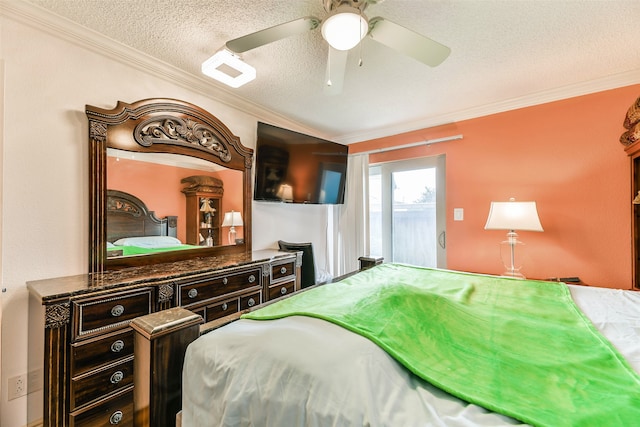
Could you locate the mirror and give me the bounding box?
[87,98,253,272]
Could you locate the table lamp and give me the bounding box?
[222,210,243,245]
[484,198,543,279]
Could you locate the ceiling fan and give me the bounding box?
[202,0,451,94]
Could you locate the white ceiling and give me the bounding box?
[19,0,640,143]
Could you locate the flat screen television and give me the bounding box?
[254,122,349,204]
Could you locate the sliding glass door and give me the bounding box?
[369,155,446,268]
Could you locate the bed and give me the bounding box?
[106,189,198,256]
[181,263,640,427]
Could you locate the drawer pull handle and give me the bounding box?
[222,277,228,285]
[110,371,124,384]
[247,298,256,307]
[248,275,256,283]
[111,340,125,353]
[188,288,198,299]
[110,410,123,425]
[280,267,287,274]
[221,302,228,311]
[280,286,288,295]
[111,305,124,317]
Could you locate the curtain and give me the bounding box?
[334,153,369,276]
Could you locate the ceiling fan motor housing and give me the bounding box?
[322,0,375,14]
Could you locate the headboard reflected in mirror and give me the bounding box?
[87,98,253,272]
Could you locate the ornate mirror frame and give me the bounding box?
[87,98,253,272]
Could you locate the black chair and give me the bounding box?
[278,240,317,289]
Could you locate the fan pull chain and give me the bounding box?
[327,48,332,86]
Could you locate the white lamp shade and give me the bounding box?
[484,200,543,232]
[221,211,243,227]
[321,6,368,51]
[276,184,294,201]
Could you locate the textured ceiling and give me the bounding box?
[20,0,640,142]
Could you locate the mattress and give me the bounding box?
[182,277,640,427]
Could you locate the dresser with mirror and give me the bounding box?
[27,98,301,426]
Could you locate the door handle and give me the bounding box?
[438,231,446,249]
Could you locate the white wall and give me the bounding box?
[0,5,333,426]
[253,201,336,283]
[0,56,4,427]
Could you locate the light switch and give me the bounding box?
[454,208,464,221]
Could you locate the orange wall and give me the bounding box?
[350,85,640,289]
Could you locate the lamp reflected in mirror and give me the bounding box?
[276,184,293,202]
[222,211,243,245]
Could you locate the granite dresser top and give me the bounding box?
[27,249,297,303]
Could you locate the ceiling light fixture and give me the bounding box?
[201,49,256,88]
[321,6,368,51]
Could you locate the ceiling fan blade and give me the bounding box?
[226,17,321,53]
[323,47,348,96]
[368,17,450,67]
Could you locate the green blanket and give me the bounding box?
[243,263,640,427]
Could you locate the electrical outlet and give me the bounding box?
[8,374,27,400]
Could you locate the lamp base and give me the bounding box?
[499,231,526,280]
[502,270,525,279]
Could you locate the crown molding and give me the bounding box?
[0,0,320,137]
[336,70,640,144]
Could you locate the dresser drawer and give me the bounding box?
[70,387,133,427]
[271,261,296,281]
[71,329,134,376]
[240,291,261,310]
[205,297,240,322]
[178,268,261,306]
[71,356,134,410]
[268,280,295,301]
[72,288,154,340]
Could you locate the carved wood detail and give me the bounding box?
[134,116,232,163]
[261,264,270,279]
[89,120,107,143]
[45,302,70,328]
[158,284,174,304]
[295,252,303,268]
[107,198,142,216]
[168,217,177,229]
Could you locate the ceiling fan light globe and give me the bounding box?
[321,8,368,51]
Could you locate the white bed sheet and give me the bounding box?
[182,285,640,427]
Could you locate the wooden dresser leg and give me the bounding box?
[131,307,202,427]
